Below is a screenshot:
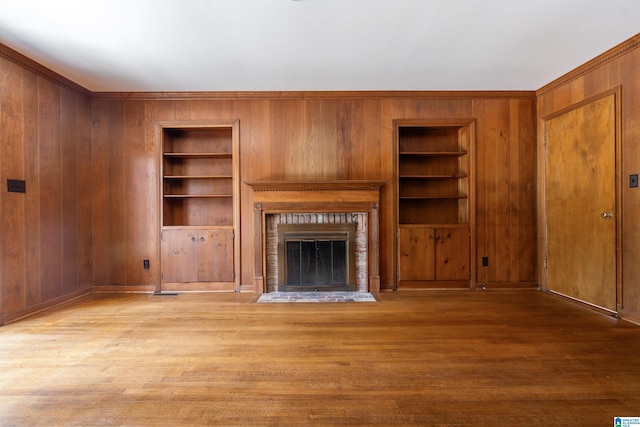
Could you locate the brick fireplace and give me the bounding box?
[246,181,385,293]
[267,213,366,292]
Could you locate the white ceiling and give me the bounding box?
[0,0,638,92]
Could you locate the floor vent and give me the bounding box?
[152,291,180,297]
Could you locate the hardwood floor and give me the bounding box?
[1,290,639,426]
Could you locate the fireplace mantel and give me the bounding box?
[246,180,385,293]
[246,180,386,192]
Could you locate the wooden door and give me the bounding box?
[399,226,435,281]
[161,229,197,283]
[545,94,617,311]
[196,229,234,282]
[435,227,470,280]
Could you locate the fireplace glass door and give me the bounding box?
[286,239,348,289]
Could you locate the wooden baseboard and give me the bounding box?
[0,287,92,325]
[159,282,236,292]
[368,276,380,293]
[478,282,539,290]
[398,280,471,289]
[92,284,157,293]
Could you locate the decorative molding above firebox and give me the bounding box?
[246,180,386,192]
[245,180,386,293]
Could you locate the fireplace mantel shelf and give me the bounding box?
[245,180,386,192]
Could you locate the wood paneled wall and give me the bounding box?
[0,43,538,322]
[0,48,92,324]
[537,34,640,323]
[89,93,537,292]
[3,34,640,323]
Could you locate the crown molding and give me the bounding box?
[537,32,640,96]
[0,43,91,96]
[90,90,535,101]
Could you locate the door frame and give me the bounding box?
[540,87,622,313]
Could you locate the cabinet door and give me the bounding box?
[161,229,197,283]
[399,227,435,281]
[435,227,469,280]
[196,229,234,282]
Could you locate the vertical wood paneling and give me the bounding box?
[1,59,25,313]
[76,94,92,288]
[483,100,499,282]
[361,100,383,179]
[483,100,508,283]
[5,35,639,320]
[517,99,537,282]
[124,101,147,285]
[60,88,79,294]
[144,101,161,289]
[1,54,91,323]
[569,78,585,105]
[583,65,610,96]
[0,61,3,315]
[278,100,306,179]
[473,99,489,284]
[237,100,254,289]
[207,100,238,120]
[304,99,336,179]
[551,84,572,113]
[23,70,41,305]
[621,48,640,320]
[247,99,272,182]
[91,100,111,285]
[0,62,3,315]
[0,86,538,306]
[434,99,473,117]
[175,100,192,121]
[107,101,126,285]
[336,100,355,180]
[509,100,521,284]
[83,93,536,292]
[38,77,63,301]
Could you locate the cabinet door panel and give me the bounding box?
[197,229,234,282]
[435,228,469,280]
[399,227,435,280]
[161,229,197,283]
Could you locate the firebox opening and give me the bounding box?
[278,224,357,292]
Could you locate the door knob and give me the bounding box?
[601,212,613,218]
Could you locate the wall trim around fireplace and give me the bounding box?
[246,180,385,293]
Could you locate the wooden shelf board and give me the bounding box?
[399,195,467,200]
[400,174,467,179]
[164,175,232,179]
[164,194,233,198]
[163,152,232,158]
[399,223,469,228]
[162,225,234,230]
[400,151,467,157]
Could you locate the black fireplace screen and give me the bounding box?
[285,239,348,288]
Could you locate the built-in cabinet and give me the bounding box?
[159,120,239,292]
[395,120,474,288]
